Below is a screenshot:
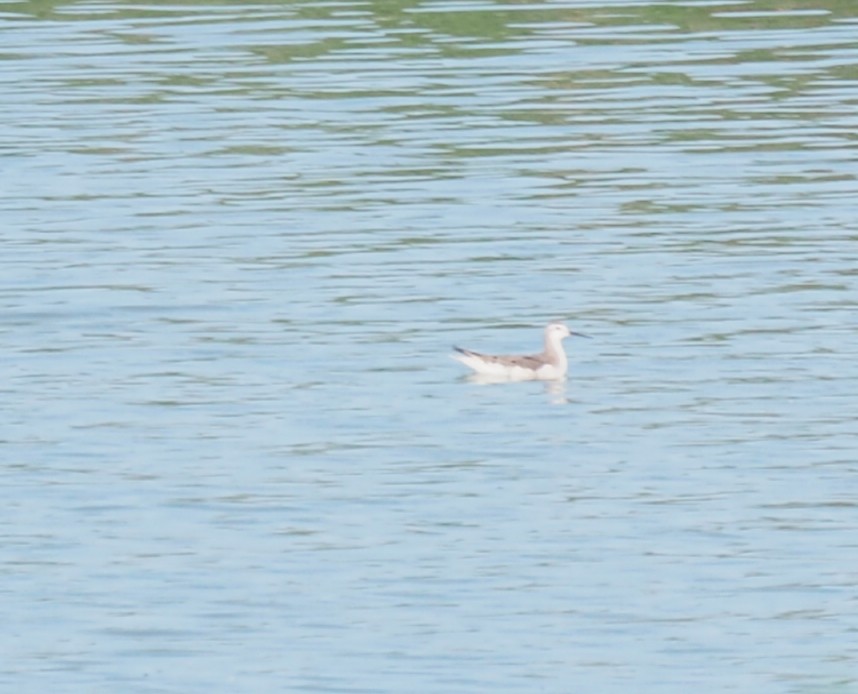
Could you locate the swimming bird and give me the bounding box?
[451,322,589,381]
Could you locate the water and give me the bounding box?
[2,1,858,692]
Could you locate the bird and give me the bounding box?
[451,321,590,381]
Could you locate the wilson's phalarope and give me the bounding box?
[451,322,590,381]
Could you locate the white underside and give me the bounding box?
[451,354,565,381]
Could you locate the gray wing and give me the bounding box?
[454,347,545,369]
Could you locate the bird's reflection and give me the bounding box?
[544,378,569,405]
[463,374,570,404]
